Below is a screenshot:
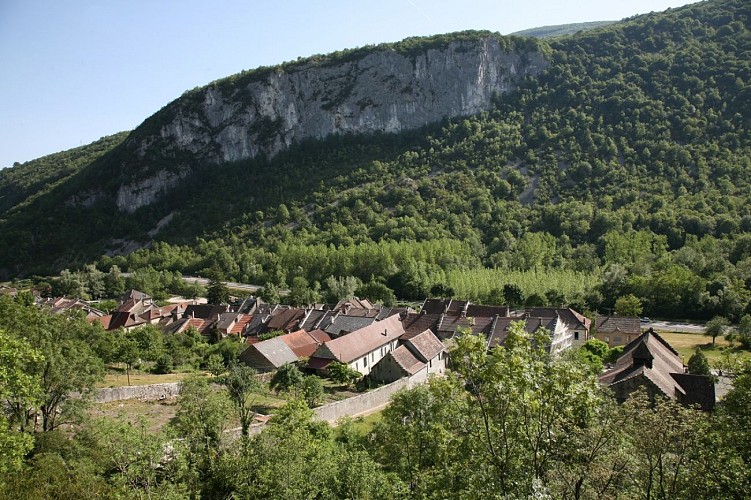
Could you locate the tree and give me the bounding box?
[736,314,751,349]
[430,282,455,298]
[0,329,41,477]
[0,298,104,432]
[545,289,566,307]
[104,265,126,298]
[170,375,232,497]
[705,316,729,345]
[687,348,712,377]
[615,293,643,317]
[269,363,304,395]
[503,283,524,306]
[222,364,263,441]
[300,375,324,408]
[115,334,141,386]
[355,280,396,306]
[207,275,230,305]
[288,276,321,306]
[324,275,362,303]
[328,361,361,387]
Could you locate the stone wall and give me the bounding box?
[93,382,182,403]
[313,370,429,424]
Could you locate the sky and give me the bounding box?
[0,0,700,169]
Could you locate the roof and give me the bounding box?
[595,315,642,335]
[107,311,146,330]
[466,304,510,317]
[279,329,331,358]
[216,312,242,331]
[184,304,229,320]
[308,329,332,344]
[299,309,328,331]
[265,308,306,332]
[403,329,444,362]
[375,307,409,320]
[525,307,591,330]
[486,316,558,349]
[312,315,405,363]
[251,337,299,368]
[401,312,442,339]
[323,315,377,337]
[333,297,375,312]
[120,289,151,303]
[390,345,426,375]
[599,329,714,409]
[421,298,469,315]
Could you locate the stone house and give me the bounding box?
[594,315,642,347]
[308,314,405,376]
[599,329,715,411]
[370,328,447,383]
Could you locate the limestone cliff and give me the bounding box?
[115,34,548,212]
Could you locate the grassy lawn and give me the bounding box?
[96,368,201,388]
[658,331,750,364]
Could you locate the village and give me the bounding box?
[17,284,719,418]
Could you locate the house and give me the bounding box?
[594,315,642,347]
[216,312,253,337]
[420,298,510,317]
[262,307,306,334]
[239,328,332,371]
[370,328,447,383]
[322,314,377,338]
[308,314,405,376]
[184,304,229,321]
[523,307,591,348]
[41,297,106,322]
[240,337,299,372]
[599,329,715,411]
[279,329,332,358]
[119,289,152,305]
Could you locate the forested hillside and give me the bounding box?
[2,0,751,320]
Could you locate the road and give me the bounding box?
[643,320,705,334]
[182,276,262,293]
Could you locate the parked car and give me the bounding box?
[640,317,651,324]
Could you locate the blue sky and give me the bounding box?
[0,0,699,168]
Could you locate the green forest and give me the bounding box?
[1,0,751,323]
[2,297,751,498]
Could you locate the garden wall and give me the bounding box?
[92,382,182,403]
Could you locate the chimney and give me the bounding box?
[382,329,388,336]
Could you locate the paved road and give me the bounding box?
[182,276,262,293]
[643,320,705,334]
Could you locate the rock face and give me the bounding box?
[116,35,548,212]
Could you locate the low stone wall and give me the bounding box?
[313,370,429,424]
[93,382,182,403]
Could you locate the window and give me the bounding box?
[364,357,368,367]
[574,332,579,341]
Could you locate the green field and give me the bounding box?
[657,331,750,365]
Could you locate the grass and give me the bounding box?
[348,411,382,434]
[97,367,200,388]
[88,397,180,434]
[658,331,750,364]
